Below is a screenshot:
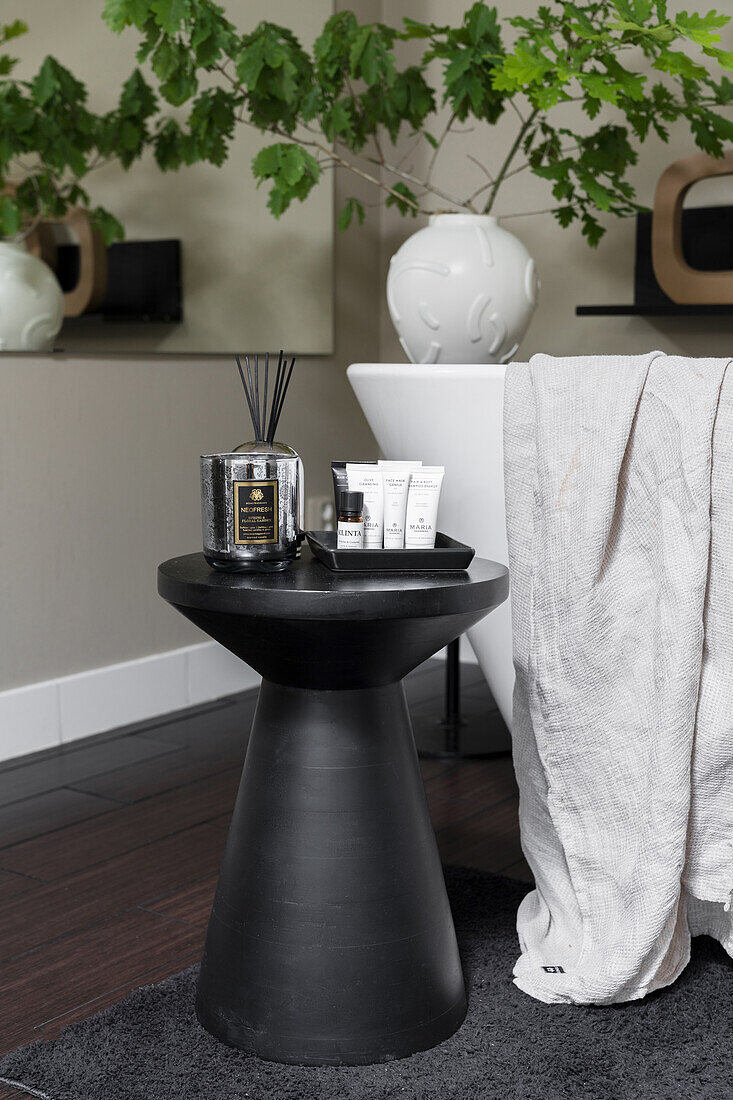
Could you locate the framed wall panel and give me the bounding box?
[13,0,334,354]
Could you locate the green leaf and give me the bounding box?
[0,20,27,45]
[32,57,60,107]
[280,143,308,185]
[581,73,619,105]
[251,144,280,177]
[493,42,553,90]
[580,175,615,211]
[236,41,266,88]
[674,9,729,48]
[0,194,20,237]
[337,196,365,230]
[603,59,646,101]
[709,110,733,140]
[89,205,125,245]
[153,118,187,170]
[31,56,87,110]
[119,69,157,119]
[322,97,355,142]
[444,50,473,87]
[135,16,162,62]
[251,142,321,216]
[349,26,372,76]
[703,46,733,71]
[465,3,499,45]
[150,0,190,37]
[653,50,708,79]
[632,0,653,20]
[401,17,434,40]
[103,0,150,33]
[349,22,396,85]
[152,37,180,82]
[714,76,733,103]
[581,211,605,247]
[160,60,197,106]
[358,35,383,85]
[385,181,418,217]
[0,52,19,77]
[555,205,576,227]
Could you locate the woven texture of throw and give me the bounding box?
[504,352,733,1005]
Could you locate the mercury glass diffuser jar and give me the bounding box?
[201,441,302,572]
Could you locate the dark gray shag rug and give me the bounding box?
[2,867,731,1100]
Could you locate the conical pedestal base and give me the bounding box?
[158,550,509,1066]
[195,680,466,1066]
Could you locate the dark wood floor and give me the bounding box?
[0,660,528,1099]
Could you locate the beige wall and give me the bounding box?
[380,1,733,364]
[0,145,379,692]
[2,0,731,692]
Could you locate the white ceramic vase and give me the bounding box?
[0,242,64,351]
[386,213,538,365]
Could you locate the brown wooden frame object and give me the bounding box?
[26,207,108,317]
[652,150,733,304]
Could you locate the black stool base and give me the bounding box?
[196,679,467,1066]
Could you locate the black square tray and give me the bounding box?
[306,531,475,572]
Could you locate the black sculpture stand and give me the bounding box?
[412,639,512,759]
[158,551,508,1066]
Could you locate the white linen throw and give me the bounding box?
[504,352,733,1005]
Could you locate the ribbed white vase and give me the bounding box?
[386,213,539,365]
[0,242,64,351]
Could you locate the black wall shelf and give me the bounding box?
[577,303,733,316]
[58,238,182,324]
[576,206,733,319]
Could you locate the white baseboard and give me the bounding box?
[0,643,260,765]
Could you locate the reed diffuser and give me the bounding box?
[201,351,302,572]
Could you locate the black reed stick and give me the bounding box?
[266,352,283,443]
[267,350,285,443]
[272,356,295,440]
[244,356,261,440]
[235,355,258,435]
[253,354,260,441]
[262,352,269,444]
[235,350,296,445]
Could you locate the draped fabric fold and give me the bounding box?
[504,352,733,1005]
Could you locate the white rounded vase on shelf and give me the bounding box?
[0,242,64,351]
[386,213,538,365]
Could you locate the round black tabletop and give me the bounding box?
[158,549,509,622]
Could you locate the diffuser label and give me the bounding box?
[234,480,278,544]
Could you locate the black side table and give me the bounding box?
[158,550,508,1066]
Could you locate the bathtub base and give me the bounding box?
[413,710,511,759]
[348,361,516,731]
[412,640,512,759]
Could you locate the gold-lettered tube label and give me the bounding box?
[234,480,278,544]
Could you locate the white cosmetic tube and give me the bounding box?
[380,462,422,549]
[404,466,445,549]
[346,463,384,548]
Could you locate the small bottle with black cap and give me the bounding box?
[337,491,364,549]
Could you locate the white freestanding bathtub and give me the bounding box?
[347,362,514,729]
